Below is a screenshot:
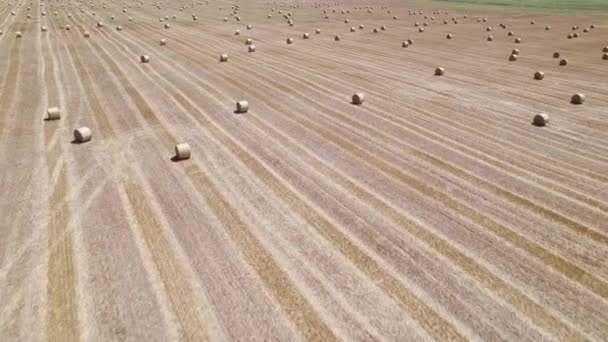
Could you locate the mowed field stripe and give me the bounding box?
[43,35,80,342]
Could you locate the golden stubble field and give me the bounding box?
[1,0,607,340]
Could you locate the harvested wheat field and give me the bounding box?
[1,0,608,340]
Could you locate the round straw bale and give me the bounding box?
[174,143,191,160]
[47,107,60,120]
[553,52,560,58]
[435,67,445,76]
[97,22,104,27]
[84,31,90,38]
[73,127,92,143]
[352,93,364,105]
[381,25,386,30]
[408,39,414,45]
[359,24,364,29]
[335,35,341,41]
[247,24,252,30]
[559,58,568,66]
[116,25,122,31]
[402,41,409,47]
[248,45,256,52]
[603,46,608,52]
[509,54,518,61]
[140,55,150,63]
[41,26,48,32]
[16,31,22,38]
[514,37,522,43]
[545,26,550,30]
[446,33,453,39]
[508,31,514,36]
[350,27,355,32]
[487,35,494,41]
[235,29,240,35]
[303,32,309,39]
[160,38,166,45]
[603,53,608,60]
[512,48,520,55]
[245,38,252,45]
[533,113,549,127]
[220,53,228,62]
[316,28,321,34]
[236,100,249,113]
[286,37,294,44]
[534,71,544,80]
[571,93,585,104]
[418,27,424,32]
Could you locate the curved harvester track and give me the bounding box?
[1,0,607,340]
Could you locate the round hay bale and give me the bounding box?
[545,26,551,30]
[16,31,22,38]
[553,52,560,58]
[571,93,585,104]
[533,113,549,127]
[373,28,379,33]
[73,127,92,143]
[140,55,150,63]
[303,32,310,39]
[41,26,48,32]
[174,143,191,160]
[46,107,60,120]
[236,100,249,113]
[583,28,589,33]
[286,37,294,44]
[160,38,167,45]
[567,34,573,39]
[508,31,514,36]
[116,26,122,31]
[509,54,518,61]
[590,24,596,29]
[344,19,349,23]
[603,46,608,52]
[534,71,544,80]
[247,24,252,30]
[512,48,520,55]
[352,93,364,105]
[514,37,522,43]
[486,26,491,32]
[350,27,356,32]
[530,20,535,25]
[316,28,321,34]
[446,33,453,39]
[235,29,240,35]
[418,27,424,33]
[334,35,341,41]
[359,24,364,29]
[435,67,445,76]
[559,58,568,66]
[164,23,171,29]
[248,45,256,52]
[223,17,228,22]
[487,35,494,41]
[402,41,409,47]
[573,33,578,38]
[381,25,386,30]
[408,39,414,45]
[97,22,104,27]
[84,31,90,38]
[245,38,252,45]
[603,53,608,60]
[220,53,228,62]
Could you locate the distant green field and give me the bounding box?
[432,0,608,12]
